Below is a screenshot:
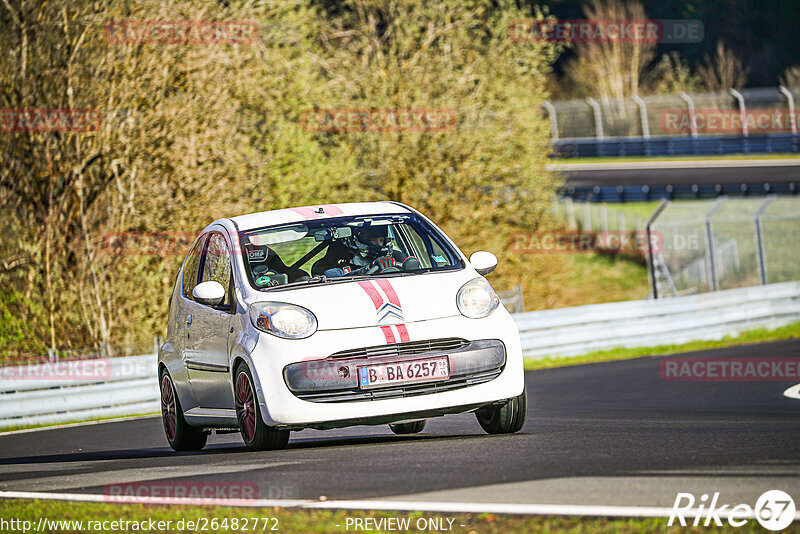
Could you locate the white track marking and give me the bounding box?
[784,383,800,400]
[2,490,799,519]
[0,414,159,436]
[546,158,800,172]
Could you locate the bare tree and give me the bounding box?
[565,0,655,101]
[698,41,748,91]
[779,65,800,89]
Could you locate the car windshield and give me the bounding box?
[240,213,463,290]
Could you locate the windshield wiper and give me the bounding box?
[260,275,328,291]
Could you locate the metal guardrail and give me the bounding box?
[517,281,800,359]
[1,281,798,429]
[0,354,159,428]
[553,133,800,158]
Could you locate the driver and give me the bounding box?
[323,224,413,277]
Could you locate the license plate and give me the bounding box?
[358,357,450,389]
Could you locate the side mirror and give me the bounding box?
[469,251,498,276]
[193,281,225,306]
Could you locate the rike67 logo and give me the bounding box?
[669,490,796,530]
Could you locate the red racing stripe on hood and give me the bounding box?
[375,279,401,307]
[357,281,383,309]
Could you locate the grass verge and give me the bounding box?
[0,499,779,533]
[525,320,800,371]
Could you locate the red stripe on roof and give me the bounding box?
[288,205,344,220]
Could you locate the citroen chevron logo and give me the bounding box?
[356,280,410,343]
[377,302,404,325]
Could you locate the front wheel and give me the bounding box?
[234,363,290,451]
[389,420,427,434]
[160,371,207,451]
[475,384,527,434]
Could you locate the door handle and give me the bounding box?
[186,315,192,329]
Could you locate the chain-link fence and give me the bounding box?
[553,198,647,234]
[647,197,800,298]
[546,86,800,140]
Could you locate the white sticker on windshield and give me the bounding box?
[432,255,446,264]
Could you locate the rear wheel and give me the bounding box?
[160,371,207,451]
[234,362,290,451]
[389,420,427,434]
[475,384,527,434]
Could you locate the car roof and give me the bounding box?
[228,201,414,231]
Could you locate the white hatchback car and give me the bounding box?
[159,201,526,451]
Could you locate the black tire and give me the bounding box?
[234,362,290,451]
[160,370,208,451]
[389,420,427,434]
[475,384,527,434]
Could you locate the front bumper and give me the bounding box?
[283,339,506,402]
[245,310,524,428]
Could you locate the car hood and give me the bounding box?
[252,271,476,330]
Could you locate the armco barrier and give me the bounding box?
[517,281,800,359]
[1,281,798,429]
[0,354,159,429]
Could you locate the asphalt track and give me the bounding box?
[0,339,798,510]
[547,159,800,188]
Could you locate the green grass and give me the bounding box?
[549,153,800,165]
[556,253,650,307]
[525,320,800,371]
[0,499,784,533]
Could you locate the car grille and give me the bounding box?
[295,368,502,403]
[329,338,469,360]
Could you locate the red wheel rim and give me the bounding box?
[235,371,256,443]
[161,375,177,442]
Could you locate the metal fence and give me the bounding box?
[646,197,800,298]
[545,86,800,141]
[553,198,647,235]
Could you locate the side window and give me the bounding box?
[201,232,232,307]
[182,235,206,300]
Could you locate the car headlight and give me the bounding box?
[457,277,500,319]
[249,302,317,339]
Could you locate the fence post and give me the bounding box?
[779,86,797,135]
[632,94,650,138]
[679,92,698,138]
[729,88,748,138]
[565,197,576,229]
[705,198,726,291]
[754,197,774,285]
[583,202,592,230]
[646,199,669,299]
[542,100,559,140]
[586,97,604,140]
